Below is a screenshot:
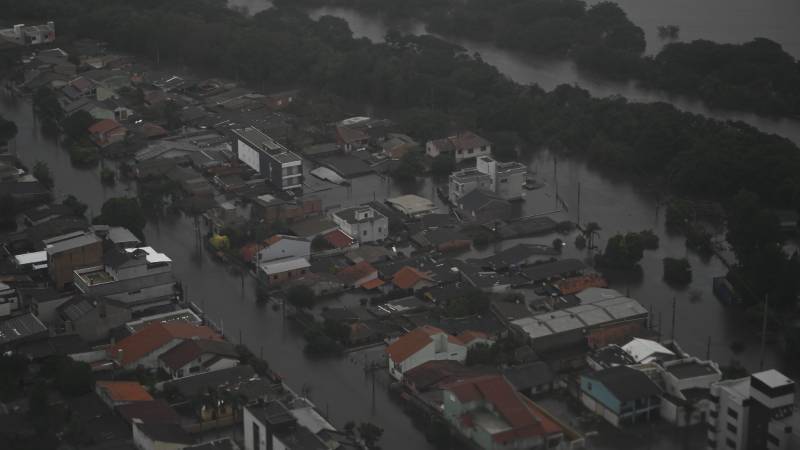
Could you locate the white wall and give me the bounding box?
[390,334,467,381]
[238,140,261,173]
[257,239,310,263]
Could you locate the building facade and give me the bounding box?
[331,205,388,243]
[426,131,492,163]
[233,127,303,191]
[45,231,104,289]
[476,156,526,201]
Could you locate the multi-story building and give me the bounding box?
[0,282,19,318]
[331,205,388,243]
[233,127,303,192]
[448,168,492,204]
[73,246,177,311]
[707,369,797,450]
[0,22,55,46]
[476,155,526,200]
[426,131,491,163]
[45,231,103,289]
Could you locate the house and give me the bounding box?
[321,229,355,250]
[469,243,558,271]
[386,194,438,218]
[0,22,56,46]
[89,119,127,147]
[22,203,75,226]
[265,89,299,110]
[0,282,20,317]
[132,422,193,450]
[108,321,222,369]
[254,235,310,264]
[95,381,154,408]
[658,357,721,427]
[331,205,388,243]
[55,295,132,342]
[411,229,471,253]
[380,133,418,160]
[707,369,796,450]
[336,261,378,289]
[386,325,468,381]
[158,338,239,379]
[232,127,302,192]
[251,194,322,224]
[392,266,436,292]
[426,131,491,163]
[117,400,181,425]
[20,287,72,323]
[258,257,311,286]
[73,246,177,311]
[476,156,526,201]
[244,401,333,450]
[448,168,492,204]
[288,217,339,239]
[503,362,556,396]
[456,189,512,225]
[335,125,369,153]
[621,338,678,364]
[0,313,48,352]
[44,230,103,289]
[442,374,565,449]
[580,365,662,427]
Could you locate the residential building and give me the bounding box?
[55,295,132,342]
[503,362,557,397]
[456,189,512,225]
[580,365,662,427]
[108,321,222,369]
[658,357,721,427]
[336,261,378,289]
[386,194,438,218]
[254,235,310,265]
[117,400,181,426]
[21,287,72,323]
[0,282,20,317]
[0,313,48,352]
[442,374,565,449]
[335,125,369,153]
[426,131,491,163]
[0,22,55,46]
[707,369,796,450]
[45,230,103,289]
[331,205,388,243]
[233,127,303,191]
[158,338,239,379]
[258,257,311,286]
[411,229,472,253]
[95,380,154,408]
[88,118,127,147]
[73,246,177,311]
[476,156,526,201]
[448,168,492,204]
[132,422,193,450]
[386,325,469,381]
[392,266,436,292]
[251,194,322,224]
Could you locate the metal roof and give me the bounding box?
[45,231,100,255]
[125,246,171,264]
[13,250,47,265]
[0,313,47,346]
[260,257,310,275]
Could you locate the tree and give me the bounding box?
[638,229,659,249]
[430,153,455,177]
[61,111,95,140]
[323,319,350,343]
[62,195,88,217]
[94,197,146,239]
[596,232,644,269]
[574,234,586,249]
[445,288,489,317]
[0,114,17,145]
[311,234,333,252]
[28,381,49,433]
[357,422,384,450]
[0,194,16,230]
[465,342,496,366]
[663,257,692,285]
[54,358,93,396]
[287,285,315,310]
[391,149,425,182]
[32,161,54,189]
[552,238,564,251]
[100,168,116,185]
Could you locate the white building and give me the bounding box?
[255,235,310,264]
[386,194,438,218]
[447,168,492,204]
[0,282,20,318]
[244,400,335,450]
[233,127,303,191]
[476,155,526,200]
[385,325,470,381]
[707,369,797,450]
[426,131,491,163]
[331,205,388,243]
[657,358,722,426]
[0,22,55,46]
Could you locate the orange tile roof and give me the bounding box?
[96,381,153,402]
[392,266,433,290]
[109,322,221,366]
[361,278,385,290]
[89,118,122,134]
[323,229,354,249]
[555,274,607,295]
[265,235,283,246]
[457,330,489,345]
[385,325,446,363]
[337,261,377,285]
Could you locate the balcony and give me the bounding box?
[74,266,114,287]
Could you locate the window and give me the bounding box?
[363,230,367,236]
[727,408,738,419]
[767,434,779,446]
[252,422,261,450]
[272,275,278,280]
[378,227,382,233]
[500,178,508,183]
[727,423,737,433]
[726,438,736,448]
[587,382,592,391]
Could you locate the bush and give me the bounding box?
[663,257,692,285]
[287,285,316,310]
[574,234,586,249]
[67,145,100,166]
[32,161,54,189]
[638,229,659,249]
[596,232,644,269]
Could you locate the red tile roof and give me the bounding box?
[337,261,377,285]
[88,118,122,135]
[361,278,385,290]
[444,375,562,444]
[158,339,238,371]
[96,381,153,402]
[392,266,433,290]
[109,322,221,366]
[117,400,180,424]
[265,235,283,246]
[323,229,354,249]
[386,325,452,364]
[457,330,489,345]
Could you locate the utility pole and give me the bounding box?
[576,181,581,225]
[760,295,769,370]
[553,156,558,210]
[671,296,677,341]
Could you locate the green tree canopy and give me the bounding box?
[94,197,146,239]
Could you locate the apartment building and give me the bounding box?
[233,127,303,191]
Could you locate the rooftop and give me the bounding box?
[44,231,100,255]
[752,369,794,389]
[0,313,47,347]
[333,205,386,224]
[158,339,239,371]
[583,366,662,402]
[261,257,310,275]
[234,126,301,164]
[665,360,719,379]
[96,381,154,402]
[109,322,221,366]
[386,194,437,216]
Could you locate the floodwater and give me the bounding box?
[306,6,800,146]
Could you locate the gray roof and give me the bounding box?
[458,188,508,214]
[247,401,296,427]
[470,243,559,270]
[136,423,193,444]
[107,227,141,246]
[233,127,300,164]
[0,313,47,347]
[666,360,719,379]
[521,259,586,282]
[319,155,373,178]
[503,362,555,391]
[333,206,387,224]
[163,365,257,398]
[45,231,100,255]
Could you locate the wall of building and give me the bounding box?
[237,139,261,173]
[257,239,310,263]
[49,241,103,289]
[391,338,466,380]
[709,382,750,450]
[68,305,132,343]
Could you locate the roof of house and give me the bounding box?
[44,231,100,255]
[430,131,490,152]
[336,261,377,285]
[458,188,508,214]
[622,338,676,363]
[361,278,385,290]
[336,125,369,144]
[392,266,434,290]
[444,374,561,444]
[583,366,662,402]
[96,381,154,402]
[333,206,386,224]
[0,313,47,347]
[116,399,180,424]
[322,229,354,249]
[89,119,123,134]
[109,322,221,366]
[457,330,489,345]
[163,365,259,399]
[158,339,239,371]
[503,362,555,391]
[403,360,494,391]
[386,325,463,364]
[260,257,310,275]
